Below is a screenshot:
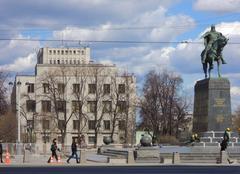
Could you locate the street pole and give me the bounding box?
[17,81,21,143]
[17,81,21,155]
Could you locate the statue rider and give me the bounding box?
[201,25,227,64]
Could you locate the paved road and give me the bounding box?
[0,165,240,174]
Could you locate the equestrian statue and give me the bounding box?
[201,25,228,78]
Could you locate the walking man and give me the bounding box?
[67,138,79,163]
[220,128,230,151]
[48,138,60,163]
[0,140,3,163]
[220,128,233,164]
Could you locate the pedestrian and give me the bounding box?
[0,140,3,163]
[220,128,233,164]
[194,134,200,142]
[67,138,79,163]
[47,138,60,163]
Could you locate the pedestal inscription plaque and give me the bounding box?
[193,78,232,133]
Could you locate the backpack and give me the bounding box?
[50,144,55,151]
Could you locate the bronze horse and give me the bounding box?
[201,35,228,78]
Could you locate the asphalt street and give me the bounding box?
[0,165,240,174]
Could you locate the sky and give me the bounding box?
[0,0,240,111]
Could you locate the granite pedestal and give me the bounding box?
[193,78,232,133]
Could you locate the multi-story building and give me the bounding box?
[11,47,136,152]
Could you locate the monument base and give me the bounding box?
[193,78,232,133]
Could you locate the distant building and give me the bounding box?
[11,47,136,152]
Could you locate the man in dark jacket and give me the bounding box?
[67,138,79,163]
[221,128,231,151]
[0,140,3,163]
[48,138,60,163]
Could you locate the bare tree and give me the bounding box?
[233,106,240,131]
[0,111,17,142]
[105,71,137,145]
[0,71,8,116]
[89,66,106,148]
[71,68,89,145]
[140,70,190,143]
[39,66,73,148]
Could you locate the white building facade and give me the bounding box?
[12,47,136,152]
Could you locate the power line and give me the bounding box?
[0,38,239,45]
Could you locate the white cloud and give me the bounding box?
[231,86,240,96]
[0,53,36,72]
[0,34,40,73]
[194,0,240,12]
[53,6,195,43]
[0,0,178,29]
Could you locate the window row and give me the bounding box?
[26,100,127,113]
[41,119,125,131]
[25,83,126,94]
[48,49,85,55]
[49,59,86,65]
[42,83,124,94]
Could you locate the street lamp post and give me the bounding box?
[16,81,22,144]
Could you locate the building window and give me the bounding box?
[70,60,72,64]
[73,84,80,93]
[119,120,125,131]
[103,84,110,94]
[73,120,80,130]
[61,50,64,54]
[88,120,95,130]
[88,136,95,144]
[117,101,126,113]
[58,83,65,94]
[118,84,125,94]
[42,120,50,130]
[88,84,96,94]
[27,83,34,93]
[26,100,36,112]
[82,50,85,55]
[42,100,51,112]
[49,60,52,64]
[43,83,49,93]
[53,60,56,64]
[87,101,96,113]
[57,60,60,64]
[72,100,82,112]
[53,50,56,54]
[49,50,52,55]
[103,101,111,113]
[58,120,65,130]
[73,50,76,54]
[104,120,110,130]
[27,120,34,130]
[57,50,60,55]
[65,60,68,64]
[56,100,66,112]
